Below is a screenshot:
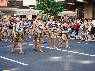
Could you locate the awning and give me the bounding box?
[0,7,18,11]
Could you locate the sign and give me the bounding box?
[23,0,36,6]
[0,0,7,6]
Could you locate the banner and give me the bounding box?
[0,0,7,6]
[23,0,36,6]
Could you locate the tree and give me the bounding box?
[35,0,64,16]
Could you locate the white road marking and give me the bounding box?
[46,47,49,48]
[29,44,33,46]
[83,54,89,56]
[56,49,61,51]
[54,48,92,57]
[1,43,95,58]
[62,50,67,52]
[38,45,95,57]
[41,45,44,48]
[73,52,78,54]
[68,51,74,53]
[0,56,28,66]
[49,48,55,49]
[90,55,95,57]
[79,53,84,55]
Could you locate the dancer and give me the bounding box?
[46,16,58,49]
[33,15,44,52]
[60,19,69,48]
[12,18,24,54]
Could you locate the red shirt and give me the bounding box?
[74,22,79,30]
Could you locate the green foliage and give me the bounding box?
[35,0,63,15]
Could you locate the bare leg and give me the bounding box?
[60,38,64,48]
[65,34,69,48]
[54,38,57,49]
[38,37,43,52]
[18,41,23,54]
[33,35,38,50]
[54,32,57,49]
[34,40,38,49]
[12,41,17,52]
[49,37,52,49]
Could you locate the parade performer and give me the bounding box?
[60,19,69,48]
[46,16,58,49]
[33,15,44,52]
[23,20,30,40]
[2,18,9,42]
[12,18,24,54]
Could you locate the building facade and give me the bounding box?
[0,0,95,19]
[58,0,95,19]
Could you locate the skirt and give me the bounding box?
[49,29,57,38]
[33,29,44,40]
[13,31,23,42]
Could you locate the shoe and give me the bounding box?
[20,51,24,54]
[33,48,38,51]
[39,49,43,53]
[11,50,14,53]
[54,47,58,49]
[11,48,14,53]
[50,48,54,49]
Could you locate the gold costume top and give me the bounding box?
[33,20,44,38]
[48,21,58,38]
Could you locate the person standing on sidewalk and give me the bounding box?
[73,20,79,39]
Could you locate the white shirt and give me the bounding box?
[92,20,95,27]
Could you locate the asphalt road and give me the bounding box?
[0,36,95,71]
